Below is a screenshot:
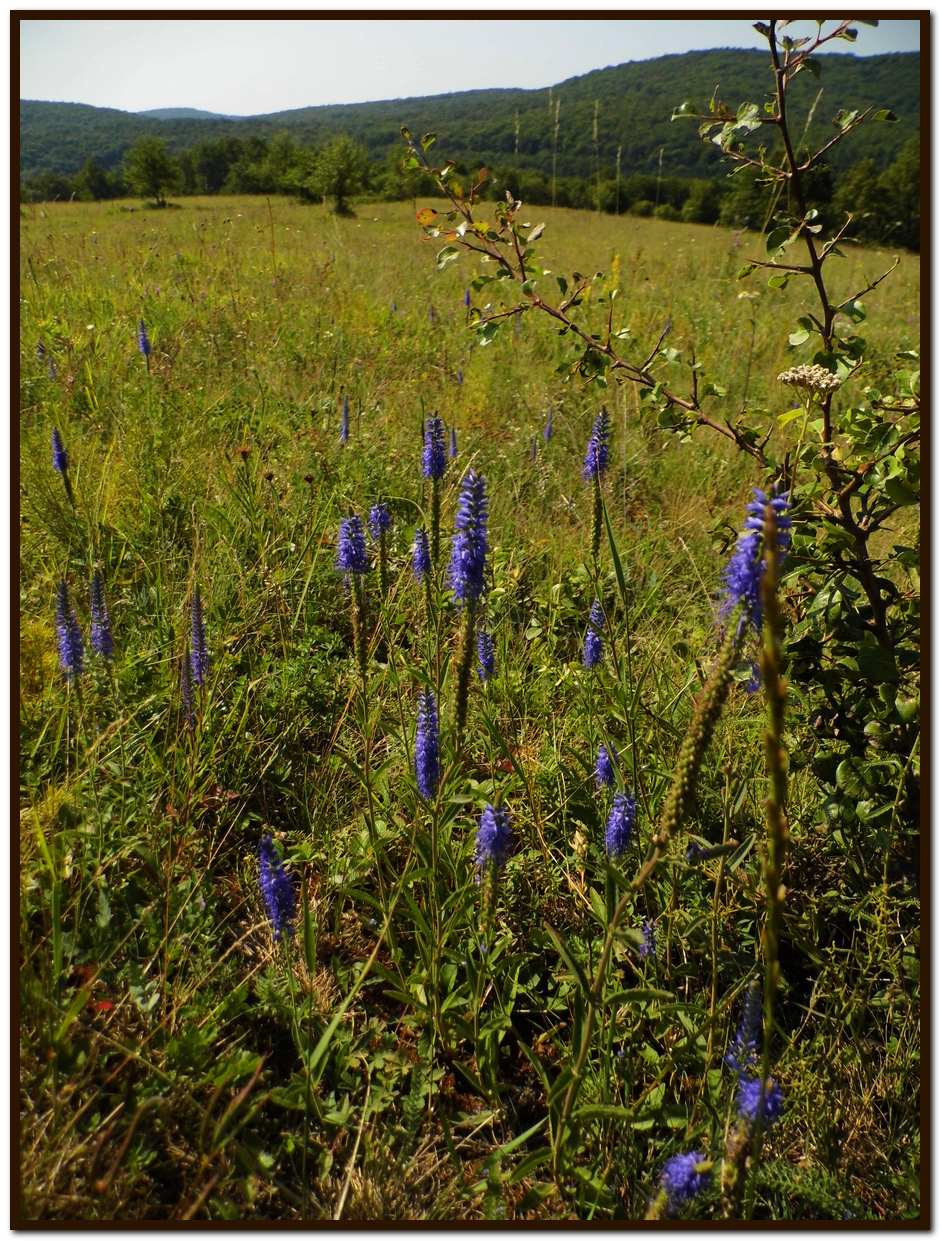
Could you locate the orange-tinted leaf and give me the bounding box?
[416,207,438,226]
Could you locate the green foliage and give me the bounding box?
[122,136,181,206]
[306,135,371,215]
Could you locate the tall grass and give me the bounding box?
[18,194,920,1221]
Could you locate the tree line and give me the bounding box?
[20,129,920,251]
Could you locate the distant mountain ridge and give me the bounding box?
[137,107,243,121]
[20,47,920,181]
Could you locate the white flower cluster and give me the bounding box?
[777,363,841,392]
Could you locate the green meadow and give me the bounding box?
[19,194,920,1221]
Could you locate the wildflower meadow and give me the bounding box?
[18,22,921,1222]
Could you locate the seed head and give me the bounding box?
[336,515,370,574]
[258,834,296,940]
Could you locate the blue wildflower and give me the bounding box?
[336,515,370,574]
[415,690,440,799]
[582,599,605,669]
[544,407,554,442]
[605,792,636,858]
[448,470,489,606]
[137,320,151,358]
[639,919,656,959]
[55,582,84,680]
[412,526,431,580]
[477,630,495,681]
[190,587,209,686]
[422,416,447,481]
[475,804,513,873]
[89,570,114,660]
[660,1151,710,1209]
[720,489,791,637]
[258,834,296,940]
[737,1075,784,1126]
[51,429,68,475]
[582,408,610,481]
[368,503,391,539]
[463,288,471,309]
[594,742,616,788]
[449,426,458,458]
[340,393,350,444]
[725,986,762,1076]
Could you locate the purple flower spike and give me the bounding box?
[89,570,114,660]
[475,804,513,874]
[605,792,636,858]
[190,587,209,686]
[720,489,791,637]
[639,919,656,959]
[477,630,495,681]
[368,503,391,539]
[448,470,489,606]
[544,407,554,443]
[412,526,431,580]
[55,582,84,680]
[137,320,151,358]
[340,393,350,444]
[583,599,605,669]
[415,690,440,799]
[51,429,68,475]
[582,409,610,481]
[259,834,296,940]
[594,742,616,788]
[422,416,447,481]
[737,1075,784,1126]
[336,516,370,574]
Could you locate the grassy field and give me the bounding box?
[18,195,921,1221]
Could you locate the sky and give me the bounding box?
[18,16,923,116]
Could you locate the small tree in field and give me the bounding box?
[124,137,181,207]
[309,136,371,216]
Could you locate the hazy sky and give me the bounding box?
[19,17,922,116]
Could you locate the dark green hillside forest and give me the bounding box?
[20,47,920,247]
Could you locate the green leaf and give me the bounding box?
[788,328,810,347]
[767,273,789,290]
[435,245,460,270]
[777,406,805,427]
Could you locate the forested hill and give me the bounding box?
[21,47,919,180]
